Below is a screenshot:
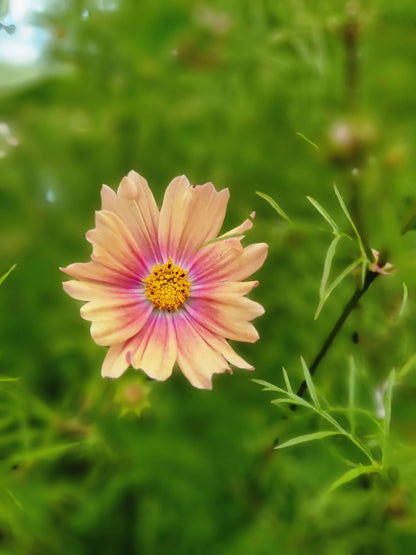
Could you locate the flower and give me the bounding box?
[61,171,268,389]
[369,249,394,276]
[113,374,152,418]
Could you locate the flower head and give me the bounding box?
[61,171,268,389]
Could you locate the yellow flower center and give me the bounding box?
[143,257,191,311]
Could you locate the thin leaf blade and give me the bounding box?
[307,196,339,234]
[319,235,341,298]
[275,430,342,450]
[300,356,320,409]
[315,257,362,319]
[256,191,291,223]
[329,464,381,491]
[0,264,16,286]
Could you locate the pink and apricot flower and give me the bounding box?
[61,171,268,389]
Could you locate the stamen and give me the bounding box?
[143,257,191,311]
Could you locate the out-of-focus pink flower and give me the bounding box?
[61,172,268,389]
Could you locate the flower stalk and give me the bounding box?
[295,268,379,401]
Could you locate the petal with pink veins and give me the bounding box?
[158,176,229,264]
[60,260,136,288]
[173,313,232,389]
[189,318,254,370]
[190,240,268,284]
[101,171,161,262]
[86,210,151,278]
[191,280,259,301]
[82,295,153,347]
[185,295,264,343]
[126,311,177,382]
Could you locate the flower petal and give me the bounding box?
[191,280,259,301]
[158,176,229,264]
[86,209,152,279]
[81,295,153,347]
[185,295,263,343]
[63,278,153,346]
[125,311,177,382]
[190,240,268,284]
[62,279,133,301]
[173,313,231,389]
[101,171,161,262]
[60,260,135,288]
[187,317,254,370]
[101,343,129,378]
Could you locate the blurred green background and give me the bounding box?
[1,0,416,553]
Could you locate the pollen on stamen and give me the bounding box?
[143,257,191,311]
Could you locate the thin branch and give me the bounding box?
[294,269,379,403]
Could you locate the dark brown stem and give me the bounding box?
[344,17,360,112]
[294,270,379,403]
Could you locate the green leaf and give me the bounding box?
[314,257,362,319]
[319,235,341,298]
[271,397,311,409]
[296,132,320,150]
[0,264,16,286]
[12,441,81,464]
[383,369,395,439]
[256,191,291,223]
[329,464,381,491]
[275,430,342,450]
[348,356,357,435]
[282,367,293,394]
[401,210,416,235]
[252,379,285,394]
[300,357,320,409]
[307,196,339,234]
[0,376,20,383]
[333,185,369,265]
[398,282,408,318]
[397,352,416,381]
[5,489,24,511]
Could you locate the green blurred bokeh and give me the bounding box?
[1,1,416,553]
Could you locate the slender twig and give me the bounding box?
[343,8,373,261]
[294,269,379,403]
[344,14,360,111]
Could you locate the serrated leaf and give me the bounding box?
[275,430,342,450]
[329,464,381,491]
[300,357,320,409]
[307,196,339,234]
[256,191,291,223]
[0,264,16,286]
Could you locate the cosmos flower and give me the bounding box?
[61,171,268,389]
